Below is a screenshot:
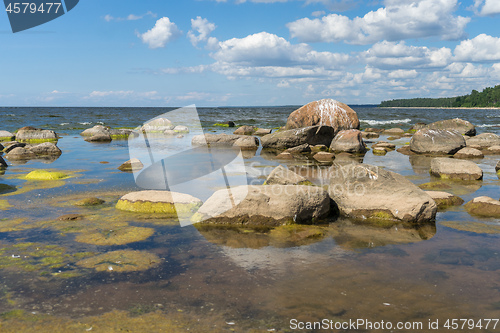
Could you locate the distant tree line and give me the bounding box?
[379,85,500,107]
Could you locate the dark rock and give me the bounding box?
[0,156,7,169]
[75,198,106,206]
[3,142,26,154]
[285,144,311,154]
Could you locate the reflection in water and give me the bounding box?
[409,154,433,174]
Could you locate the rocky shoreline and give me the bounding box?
[2,98,500,234]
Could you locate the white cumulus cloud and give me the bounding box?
[474,0,500,16]
[137,17,182,49]
[188,17,217,47]
[287,0,470,44]
[454,34,500,62]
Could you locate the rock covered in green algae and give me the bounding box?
[193,185,331,226]
[118,158,144,172]
[15,126,58,143]
[75,226,155,246]
[464,196,500,218]
[116,190,202,216]
[0,130,15,141]
[24,170,69,181]
[74,197,106,206]
[263,165,314,186]
[425,191,464,210]
[76,250,161,272]
[430,158,483,181]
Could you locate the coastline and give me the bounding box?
[378,106,500,110]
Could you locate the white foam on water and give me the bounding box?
[362,118,411,126]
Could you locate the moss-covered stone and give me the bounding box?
[116,191,202,216]
[425,191,464,210]
[75,226,155,246]
[0,199,12,210]
[76,250,161,272]
[24,170,69,181]
[0,219,33,232]
[0,184,16,195]
[213,123,230,127]
[74,197,105,206]
[464,196,500,217]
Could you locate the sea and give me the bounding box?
[0,106,499,332]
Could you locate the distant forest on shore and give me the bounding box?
[379,85,500,108]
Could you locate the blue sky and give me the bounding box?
[1,0,500,107]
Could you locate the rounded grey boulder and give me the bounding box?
[410,128,465,155]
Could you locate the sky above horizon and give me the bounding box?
[1,0,500,107]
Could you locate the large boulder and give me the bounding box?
[410,128,465,155]
[0,130,15,142]
[328,164,437,224]
[464,196,500,218]
[16,127,58,143]
[81,125,109,137]
[193,185,331,226]
[263,165,313,185]
[81,126,132,139]
[192,133,243,147]
[5,147,36,160]
[330,129,366,153]
[285,99,360,133]
[426,118,476,136]
[116,190,202,216]
[466,133,500,149]
[430,158,483,181]
[261,126,335,150]
[453,147,483,159]
[141,118,174,132]
[29,142,62,156]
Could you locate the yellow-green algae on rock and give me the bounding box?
[0,309,226,333]
[75,226,155,246]
[0,242,94,275]
[76,250,161,272]
[0,199,12,210]
[116,190,202,216]
[441,221,500,234]
[24,170,69,181]
[0,219,34,233]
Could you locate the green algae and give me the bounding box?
[74,226,155,246]
[110,134,130,140]
[16,138,58,144]
[0,199,12,210]
[76,250,161,272]
[0,184,16,195]
[0,219,33,233]
[74,197,105,207]
[0,180,66,197]
[213,123,230,127]
[0,242,94,275]
[116,199,201,216]
[0,309,226,333]
[24,170,69,181]
[441,221,500,234]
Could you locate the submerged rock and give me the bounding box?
[425,191,464,210]
[464,196,500,218]
[84,134,112,142]
[285,99,360,133]
[173,125,189,133]
[193,185,331,226]
[0,130,15,141]
[441,221,500,234]
[328,164,437,224]
[410,128,465,155]
[16,127,58,143]
[453,147,483,159]
[362,132,380,139]
[329,129,366,154]
[261,126,335,149]
[76,250,161,272]
[430,158,483,181]
[75,226,155,246]
[116,190,202,216]
[285,143,311,154]
[263,165,314,185]
[25,170,69,180]
[75,197,106,206]
[466,133,500,149]
[426,118,476,136]
[118,158,144,172]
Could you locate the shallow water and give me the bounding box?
[0,106,499,332]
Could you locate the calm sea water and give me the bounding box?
[0,106,499,332]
